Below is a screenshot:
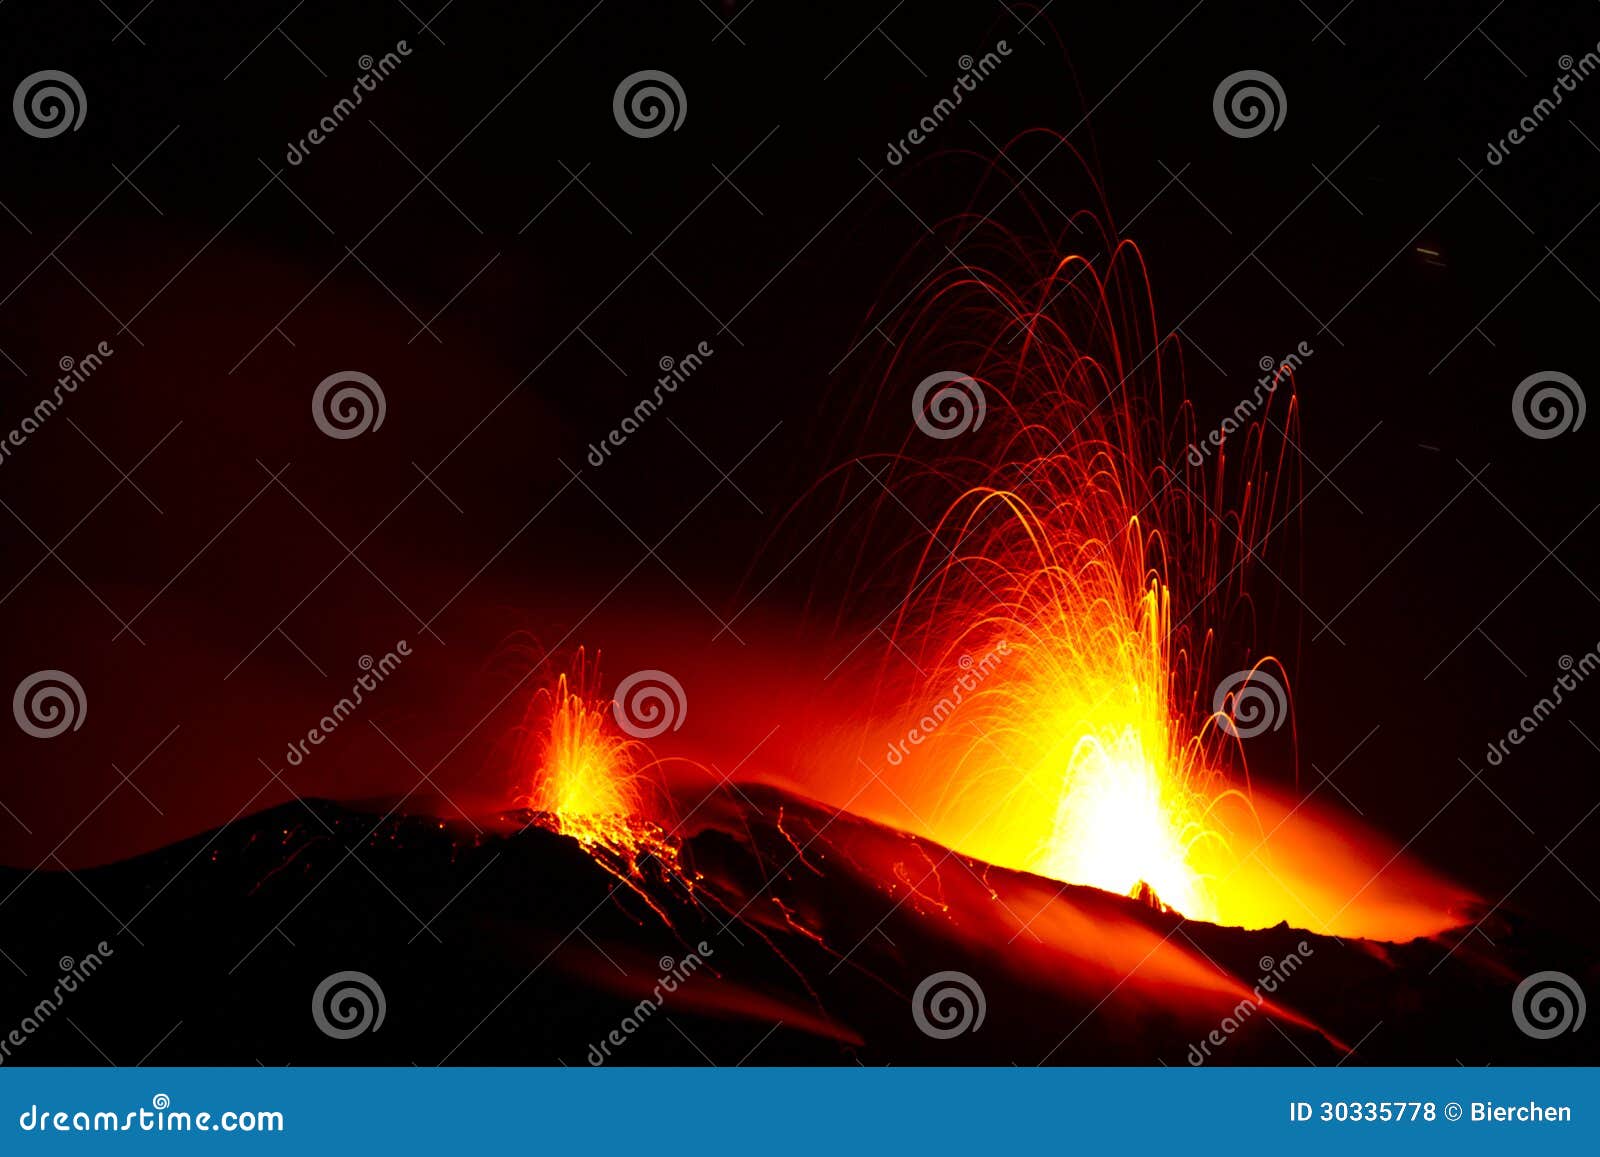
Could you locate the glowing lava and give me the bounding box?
[522,655,641,830]
[837,175,1298,926]
[1041,717,1216,921]
[514,650,687,911]
[897,480,1238,924]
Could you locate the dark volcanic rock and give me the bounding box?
[0,786,1593,1066]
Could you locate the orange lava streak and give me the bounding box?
[837,166,1302,927]
[514,649,690,919]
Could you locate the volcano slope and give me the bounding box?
[0,783,1591,1066]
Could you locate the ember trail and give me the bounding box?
[833,158,1309,927]
[512,648,690,919]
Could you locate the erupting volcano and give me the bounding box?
[3,135,1519,1072]
[511,649,690,920]
[490,144,1474,953]
[860,221,1277,928]
[517,649,653,846]
[737,138,1472,944]
[14,0,1600,1080]
[402,144,1485,1069]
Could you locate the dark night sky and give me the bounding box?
[1,0,1597,947]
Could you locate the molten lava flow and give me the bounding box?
[823,164,1308,927]
[524,662,640,835]
[514,650,687,912]
[897,481,1239,924]
[1041,709,1213,921]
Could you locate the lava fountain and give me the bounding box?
[823,145,1316,927]
[512,648,688,913]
